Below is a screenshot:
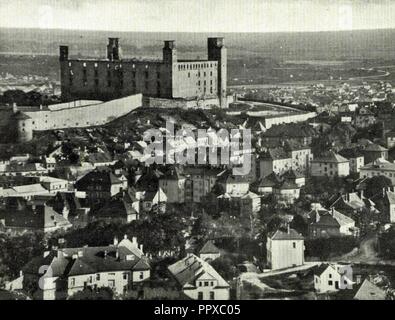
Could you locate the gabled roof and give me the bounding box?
[338,148,364,159]
[256,172,282,188]
[364,144,388,152]
[354,279,387,300]
[385,190,395,204]
[312,151,349,163]
[168,254,229,289]
[217,169,249,184]
[259,148,290,160]
[199,240,220,254]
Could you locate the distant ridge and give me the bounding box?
[1,27,395,60]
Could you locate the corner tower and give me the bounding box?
[107,38,122,61]
[208,37,227,108]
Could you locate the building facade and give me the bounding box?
[60,37,228,108]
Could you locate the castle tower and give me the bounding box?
[208,37,227,108]
[107,38,122,61]
[163,40,177,65]
[59,46,69,61]
[13,112,33,143]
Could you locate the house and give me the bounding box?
[0,197,72,234]
[22,235,150,300]
[134,188,167,213]
[260,123,317,146]
[363,144,388,164]
[167,254,230,300]
[338,148,365,173]
[184,167,222,203]
[199,240,221,262]
[283,141,313,173]
[372,189,395,223]
[43,157,57,172]
[216,169,250,196]
[281,169,306,187]
[158,167,186,203]
[273,180,301,205]
[310,151,350,177]
[308,207,357,238]
[75,168,124,203]
[258,148,292,178]
[36,176,70,193]
[330,192,365,217]
[314,263,353,293]
[87,152,116,168]
[354,279,387,300]
[94,191,139,223]
[354,106,376,128]
[0,183,50,199]
[0,162,48,177]
[359,158,395,184]
[253,172,282,195]
[266,227,305,270]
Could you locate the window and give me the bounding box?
[198,292,203,300]
[139,272,144,280]
[94,69,98,77]
[123,273,128,280]
[108,80,111,87]
[70,278,75,286]
[210,281,214,286]
[210,291,215,300]
[328,280,333,286]
[204,281,209,286]
[132,71,136,78]
[157,72,160,79]
[145,71,149,78]
[292,242,296,248]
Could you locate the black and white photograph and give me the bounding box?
[0,0,395,307]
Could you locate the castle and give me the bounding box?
[60,37,228,108]
[4,37,230,143]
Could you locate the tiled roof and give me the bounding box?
[312,151,349,163]
[168,254,229,289]
[354,279,387,300]
[268,228,304,240]
[260,148,290,160]
[364,144,388,152]
[338,148,364,159]
[199,240,220,254]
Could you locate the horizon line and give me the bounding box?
[1,26,395,35]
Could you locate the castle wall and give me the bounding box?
[61,59,173,101]
[173,61,218,99]
[21,94,142,132]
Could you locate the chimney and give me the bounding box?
[113,236,119,246]
[331,207,335,216]
[132,237,138,245]
[139,244,143,253]
[383,187,386,197]
[123,234,128,240]
[287,223,290,234]
[104,250,108,259]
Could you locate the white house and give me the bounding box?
[314,263,354,293]
[168,254,230,300]
[22,235,150,300]
[199,240,221,262]
[266,227,305,270]
[310,151,350,177]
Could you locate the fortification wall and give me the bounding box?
[21,94,142,132]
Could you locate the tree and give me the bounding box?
[364,175,392,198]
[290,214,308,236]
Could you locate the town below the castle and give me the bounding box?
[1,28,395,302]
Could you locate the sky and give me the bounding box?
[1,0,395,33]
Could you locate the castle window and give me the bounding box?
[145,71,149,78]
[95,79,99,86]
[132,71,136,78]
[108,80,111,87]
[157,72,160,79]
